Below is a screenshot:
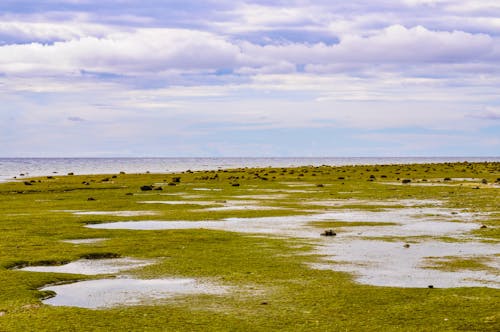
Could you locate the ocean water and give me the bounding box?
[0,157,498,182]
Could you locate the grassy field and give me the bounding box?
[0,162,498,331]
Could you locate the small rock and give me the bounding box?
[403,243,410,248]
[140,185,153,191]
[23,181,32,186]
[232,183,240,187]
[402,179,411,184]
[316,184,324,187]
[67,172,74,176]
[260,302,268,305]
[125,193,134,196]
[480,225,487,229]
[428,285,434,289]
[321,229,336,237]
[87,197,96,201]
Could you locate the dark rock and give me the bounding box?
[140,185,154,191]
[260,302,268,305]
[402,179,412,184]
[23,181,32,186]
[120,171,126,174]
[125,193,134,196]
[321,229,336,236]
[87,197,96,201]
[232,183,240,187]
[316,184,324,187]
[47,176,54,179]
[111,175,117,179]
[154,187,163,190]
[172,177,181,183]
[403,243,410,248]
[67,172,74,176]
[168,182,177,186]
[480,225,487,229]
[428,285,434,289]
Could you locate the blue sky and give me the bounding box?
[0,0,499,157]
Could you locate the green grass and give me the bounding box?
[0,162,499,331]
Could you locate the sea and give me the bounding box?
[0,157,499,183]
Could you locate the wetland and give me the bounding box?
[0,161,498,331]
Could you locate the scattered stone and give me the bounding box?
[120,171,126,174]
[480,225,488,229]
[154,187,163,191]
[87,197,96,201]
[261,302,268,305]
[111,175,117,179]
[428,285,434,289]
[23,181,32,186]
[316,184,324,187]
[321,229,336,237]
[47,176,54,179]
[125,193,134,196]
[232,183,240,187]
[168,182,177,186]
[402,179,412,184]
[171,177,181,183]
[403,243,410,248]
[444,177,451,181]
[481,179,488,184]
[67,172,74,176]
[140,185,154,191]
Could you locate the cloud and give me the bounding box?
[0,28,241,75]
[67,116,85,122]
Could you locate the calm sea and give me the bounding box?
[0,157,498,182]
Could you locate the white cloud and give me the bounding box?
[0,28,241,75]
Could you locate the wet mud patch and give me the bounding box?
[41,277,229,309]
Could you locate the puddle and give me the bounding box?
[86,206,499,288]
[280,182,316,187]
[71,211,159,217]
[19,258,153,275]
[41,277,228,309]
[313,240,500,288]
[302,199,443,207]
[193,188,222,191]
[203,205,285,211]
[62,238,107,244]
[138,200,216,206]
[232,194,289,200]
[87,208,480,238]
[246,188,314,193]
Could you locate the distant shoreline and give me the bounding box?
[1,157,499,183]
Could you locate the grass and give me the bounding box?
[0,162,499,331]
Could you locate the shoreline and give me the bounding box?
[1,157,499,183]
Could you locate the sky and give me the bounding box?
[0,0,499,157]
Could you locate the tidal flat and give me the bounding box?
[0,162,499,331]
